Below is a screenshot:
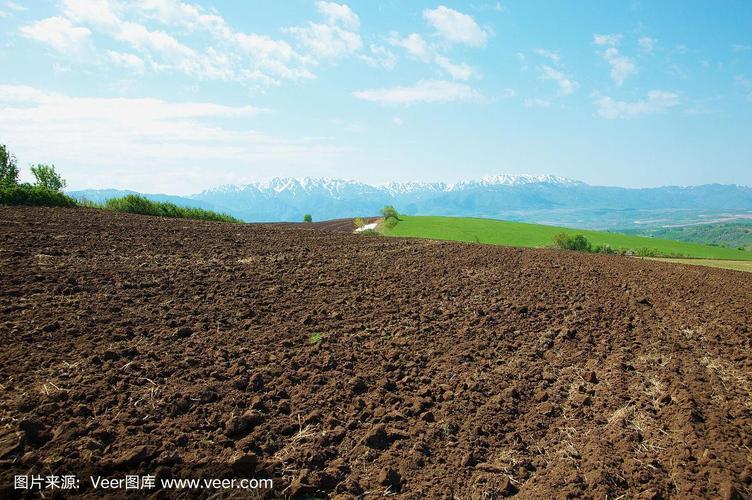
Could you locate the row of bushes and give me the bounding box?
[552,232,687,258]
[1,144,241,223]
[0,184,78,207]
[99,195,242,223]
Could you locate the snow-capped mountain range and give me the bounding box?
[201,174,584,198]
[70,174,752,227]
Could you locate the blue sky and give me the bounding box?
[0,0,750,194]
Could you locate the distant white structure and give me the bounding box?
[354,223,378,233]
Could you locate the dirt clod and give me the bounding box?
[378,467,402,491]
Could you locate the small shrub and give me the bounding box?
[382,217,399,229]
[553,232,591,252]
[593,243,616,255]
[358,229,379,236]
[309,332,323,345]
[353,217,365,228]
[303,214,312,223]
[634,247,659,258]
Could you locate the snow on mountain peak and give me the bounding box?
[200,174,585,197]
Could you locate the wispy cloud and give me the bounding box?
[423,5,488,47]
[5,1,26,12]
[534,48,560,64]
[286,22,361,60]
[435,55,478,81]
[603,47,636,86]
[540,65,578,95]
[286,1,362,60]
[388,32,431,61]
[20,16,93,55]
[360,44,397,70]
[23,0,315,86]
[353,80,484,105]
[735,76,752,101]
[315,1,359,30]
[593,33,621,46]
[0,85,343,192]
[638,36,657,54]
[524,97,551,108]
[595,90,679,119]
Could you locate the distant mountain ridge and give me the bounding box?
[69,175,752,228]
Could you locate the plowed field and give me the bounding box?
[1,207,750,498]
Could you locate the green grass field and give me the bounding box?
[641,257,752,273]
[383,216,752,261]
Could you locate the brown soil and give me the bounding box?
[1,207,751,498]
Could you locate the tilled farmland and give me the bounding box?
[1,207,751,498]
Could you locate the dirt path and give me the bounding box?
[1,207,750,498]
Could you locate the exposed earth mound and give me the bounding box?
[1,207,750,498]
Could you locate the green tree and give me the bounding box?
[553,232,592,252]
[380,205,400,221]
[303,214,313,223]
[0,145,19,185]
[31,164,67,191]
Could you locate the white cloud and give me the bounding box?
[286,1,362,61]
[423,6,488,47]
[20,17,92,54]
[523,97,550,108]
[136,0,228,31]
[392,117,403,126]
[6,1,26,11]
[534,48,560,63]
[735,76,752,101]
[63,0,120,27]
[435,55,477,81]
[286,22,361,59]
[0,10,8,18]
[595,90,679,119]
[540,65,578,95]
[59,0,313,85]
[602,47,636,86]
[593,33,621,46]
[639,36,657,54]
[361,44,397,69]
[353,80,483,104]
[500,88,516,99]
[106,50,145,73]
[388,32,431,61]
[0,85,343,193]
[315,1,359,30]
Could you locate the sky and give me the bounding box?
[0,0,751,194]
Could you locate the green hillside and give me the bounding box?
[383,216,752,261]
[627,222,752,250]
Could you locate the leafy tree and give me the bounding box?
[303,214,313,223]
[0,145,19,185]
[553,232,591,252]
[380,205,400,221]
[31,164,66,191]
